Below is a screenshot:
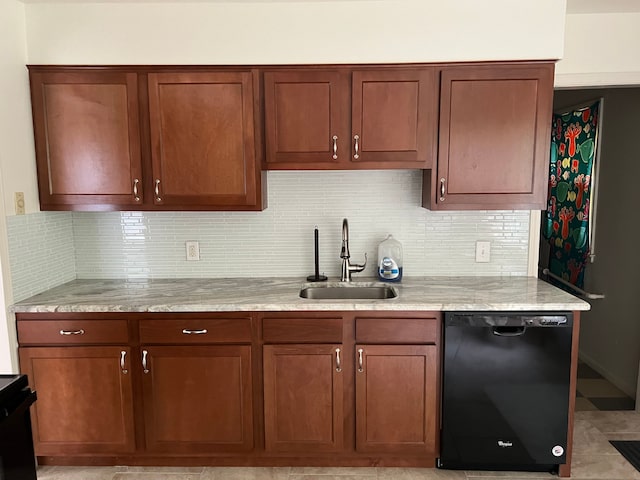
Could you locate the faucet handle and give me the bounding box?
[350,252,367,273]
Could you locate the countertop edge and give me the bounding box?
[10,277,592,314]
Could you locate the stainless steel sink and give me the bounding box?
[299,285,398,300]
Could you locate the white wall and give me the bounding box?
[0,3,38,216]
[556,12,640,87]
[0,0,34,372]
[24,0,566,65]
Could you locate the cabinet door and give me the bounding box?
[18,346,136,455]
[264,71,350,168]
[355,345,437,455]
[263,344,343,452]
[435,64,553,209]
[141,345,253,453]
[29,70,143,209]
[148,72,261,208]
[351,69,437,167]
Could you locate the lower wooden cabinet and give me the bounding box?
[18,346,136,456]
[263,344,344,452]
[355,344,437,454]
[141,345,253,453]
[17,311,441,465]
[263,342,438,457]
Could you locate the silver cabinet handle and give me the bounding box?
[59,329,85,336]
[357,348,364,373]
[335,348,342,373]
[133,178,140,202]
[182,328,208,335]
[353,135,360,159]
[332,135,338,160]
[154,179,162,202]
[120,351,128,374]
[142,349,150,374]
[439,178,446,201]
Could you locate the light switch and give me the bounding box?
[475,241,491,263]
[14,192,25,215]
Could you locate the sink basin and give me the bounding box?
[299,285,398,300]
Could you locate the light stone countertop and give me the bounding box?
[11,276,591,313]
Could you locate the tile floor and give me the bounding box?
[575,361,635,412]
[35,411,640,480]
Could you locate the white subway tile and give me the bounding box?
[71,171,531,280]
[7,172,532,295]
[7,212,76,301]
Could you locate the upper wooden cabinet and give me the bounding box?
[424,63,554,210]
[28,62,554,212]
[263,68,437,169]
[28,67,265,211]
[29,70,143,209]
[147,72,261,208]
[263,70,349,167]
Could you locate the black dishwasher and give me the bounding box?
[439,312,573,473]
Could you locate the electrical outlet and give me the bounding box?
[475,241,491,263]
[185,241,200,261]
[14,192,25,215]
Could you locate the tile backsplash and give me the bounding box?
[7,211,76,301]
[8,170,531,300]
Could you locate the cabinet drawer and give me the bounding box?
[355,317,438,344]
[17,320,128,345]
[263,317,342,343]
[139,318,252,344]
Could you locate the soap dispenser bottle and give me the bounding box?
[377,234,403,282]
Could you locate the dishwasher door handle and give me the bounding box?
[492,326,527,337]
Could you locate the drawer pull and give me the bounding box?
[439,177,446,201]
[182,328,208,335]
[332,135,338,160]
[59,329,85,336]
[142,350,150,374]
[357,348,364,373]
[120,351,128,374]
[353,134,360,159]
[335,348,342,373]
